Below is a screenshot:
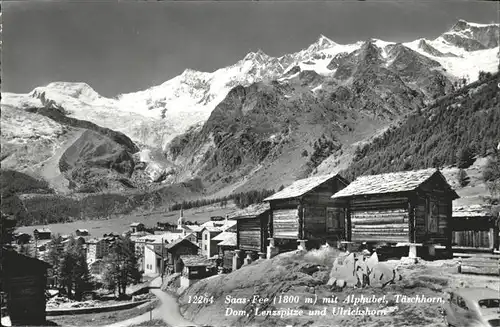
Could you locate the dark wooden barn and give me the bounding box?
[179,255,217,288]
[230,203,270,255]
[2,250,51,326]
[33,228,51,240]
[164,238,199,274]
[263,173,349,252]
[331,169,459,256]
[212,232,237,270]
[452,204,499,251]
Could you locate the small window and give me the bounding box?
[205,234,208,240]
[204,245,207,251]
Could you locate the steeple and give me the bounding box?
[177,207,185,230]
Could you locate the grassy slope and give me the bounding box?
[178,248,499,327]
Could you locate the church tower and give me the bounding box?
[177,207,185,229]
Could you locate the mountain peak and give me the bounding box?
[32,82,101,101]
[243,49,270,62]
[316,34,336,47]
[306,35,336,52]
[449,19,499,32]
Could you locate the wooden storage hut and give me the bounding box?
[230,202,270,255]
[452,205,499,251]
[263,173,350,250]
[33,228,51,240]
[331,169,459,250]
[2,250,51,326]
[213,232,237,270]
[179,255,217,288]
[75,229,89,236]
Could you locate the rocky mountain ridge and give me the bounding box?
[1,19,499,224]
[2,20,498,151]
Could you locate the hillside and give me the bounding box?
[165,36,496,196]
[0,103,202,226]
[339,72,499,180]
[177,248,499,327]
[2,19,499,225]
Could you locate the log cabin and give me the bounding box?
[452,204,499,251]
[3,250,51,326]
[229,202,270,255]
[212,232,237,271]
[33,228,51,240]
[331,168,459,257]
[164,238,199,274]
[179,255,217,288]
[263,173,350,253]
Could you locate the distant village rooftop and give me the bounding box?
[212,232,237,246]
[137,232,183,244]
[229,202,270,219]
[180,255,215,267]
[332,168,459,199]
[34,228,52,233]
[165,238,198,251]
[264,173,348,201]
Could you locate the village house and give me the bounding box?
[86,238,111,265]
[129,231,152,242]
[213,231,237,270]
[230,202,271,256]
[179,255,217,288]
[200,218,237,259]
[452,204,499,251]
[142,232,184,276]
[130,222,145,234]
[33,228,51,240]
[263,173,349,255]
[331,168,459,259]
[156,221,178,232]
[200,227,222,259]
[3,250,51,326]
[75,229,90,237]
[182,232,198,245]
[13,232,31,245]
[164,238,199,275]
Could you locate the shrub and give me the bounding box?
[457,169,470,187]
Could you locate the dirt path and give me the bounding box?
[103,277,197,327]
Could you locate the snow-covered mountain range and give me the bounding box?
[2,20,499,151]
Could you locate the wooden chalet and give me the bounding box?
[130,222,145,233]
[33,228,51,240]
[179,255,217,288]
[212,232,237,270]
[75,229,89,237]
[452,204,499,251]
[164,238,199,274]
[331,169,459,255]
[2,250,51,326]
[13,232,31,245]
[263,173,349,251]
[230,203,270,255]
